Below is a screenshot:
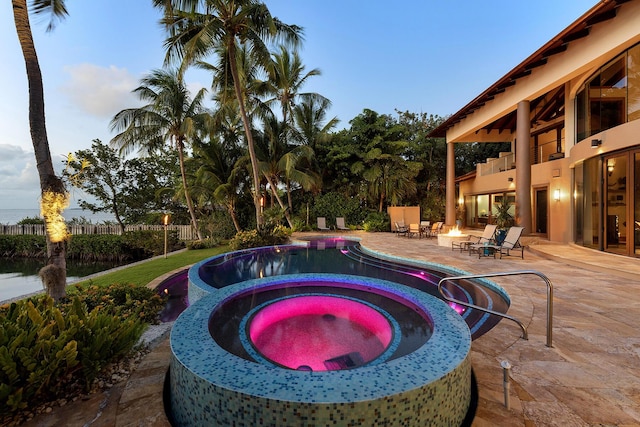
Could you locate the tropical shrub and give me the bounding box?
[16,216,44,225]
[199,210,236,241]
[0,233,183,261]
[362,211,390,232]
[310,192,365,228]
[0,235,46,258]
[121,230,183,258]
[67,234,135,262]
[0,295,146,419]
[186,238,221,250]
[289,216,313,232]
[66,282,166,324]
[228,225,292,251]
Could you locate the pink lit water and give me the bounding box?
[249,295,392,371]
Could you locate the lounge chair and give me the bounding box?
[453,224,497,252]
[336,217,349,231]
[394,221,408,237]
[472,226,525,259]
[317,217,330,231]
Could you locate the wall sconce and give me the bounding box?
[607,159,615,176]
[591,139,602,148]
[554,189,561,202]
[507,177,513,182]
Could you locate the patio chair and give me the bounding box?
[426,221,443,238]
[408,223,421,238]
[453,224,497,252]
[394,221,409,237]
[317,217,330,231]
[473,226,525,259]
[336,217,349,231]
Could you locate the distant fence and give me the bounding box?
[0,224,199,241]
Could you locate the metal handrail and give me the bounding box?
[437,270,554,347]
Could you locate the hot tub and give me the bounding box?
[169,274,472,426]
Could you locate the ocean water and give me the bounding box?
[0,208,119,302]
[0,208,115,225]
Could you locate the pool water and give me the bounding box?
[190,238,510,339]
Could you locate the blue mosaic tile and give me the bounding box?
[170,274,472,426]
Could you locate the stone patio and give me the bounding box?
[18,231,640,426]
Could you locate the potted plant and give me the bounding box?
[493,201,514,244]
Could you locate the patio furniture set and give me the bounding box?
[394,221,443,239]
[317,216,350,232]
[452,224,525,259]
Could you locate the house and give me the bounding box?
[429,0,640,258]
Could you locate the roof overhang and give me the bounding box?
[428,0,629,139]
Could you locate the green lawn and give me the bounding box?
[70,246,229,290]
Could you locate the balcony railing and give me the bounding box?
[479,152,515,176]
[478,138,565,177]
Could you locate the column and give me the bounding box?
[446,140,456,226]
[516,100,532,234]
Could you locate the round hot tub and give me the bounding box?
[169,274,472,427]
[244,294,400,371]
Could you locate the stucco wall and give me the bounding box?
[387,206,421,231]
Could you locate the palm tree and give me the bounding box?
[12,0,70,300]
[153,0,302,227]
[258,116,319,215]
[190,135,245,232]
[266,45,323,128]
[110,69,207,240]
[292,96,338,195]
[292,96,339,152]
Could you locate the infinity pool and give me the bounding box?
[187,237,510,338]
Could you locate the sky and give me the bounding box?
[0,0,597,209]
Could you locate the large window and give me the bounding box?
[575,149,640,257]
[463,192,515,228]
[576,44,640,141]
[575,157,600,249]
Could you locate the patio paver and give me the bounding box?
[17,231,640,426]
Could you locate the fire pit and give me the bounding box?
[437,226,469,247]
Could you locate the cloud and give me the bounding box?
[0,144,41,208]
[0,144,37,187]
[59,64,142,118]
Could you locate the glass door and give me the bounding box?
[535,188,548,235]
[605,154,628,254]
[635,152,640,256]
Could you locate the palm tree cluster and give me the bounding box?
[108,0,334,235]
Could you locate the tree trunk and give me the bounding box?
[13,0,68,300]
[176,138,203,240]
[112,199,126,234]
[265,173,293,228]
[227,201,241,232]
[228,42,263,228]
[286,178,293,213]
